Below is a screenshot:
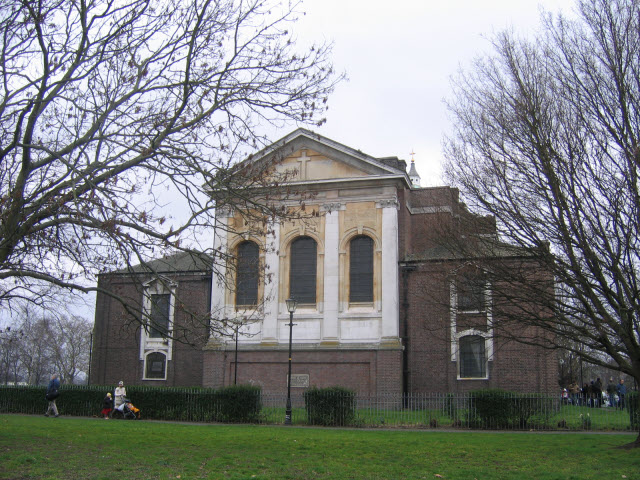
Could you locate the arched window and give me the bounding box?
[349,235,374,303]
[236,241,259,306]
[459,335,486,378]
[145,352,167,380]
[290,236,317,304]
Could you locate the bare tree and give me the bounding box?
[0,0,341,313]
[444,0,640,445]
[48,315,92,384]
[0,325,23,384]
[16,313,53,385]
[3,304,92,384]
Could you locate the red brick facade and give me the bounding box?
[399,186,557,394]
[91,268,210,388]
[202,348,402,395]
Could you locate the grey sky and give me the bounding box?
[295,0,576,186]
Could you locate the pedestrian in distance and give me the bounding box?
[44,374,60,418]
[593,378,602,407]
[569,381,580,406]
[616,378,627,410]
[606,377,617,407]
[102,392,113,419]
[114,380,126,413]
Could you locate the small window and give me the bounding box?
[236,241,259,306]
[459,335,486,378]
[145,352,167,379]
[349,235,374,302]
[149,293,170,338]
[290,236,317,304]
[458,275,486,311]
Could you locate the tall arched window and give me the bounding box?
[290,236,317,304]
[349,235,374,303]
[459,335,487,378]
[236,241,259,306]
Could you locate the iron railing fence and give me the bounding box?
[260,392,636,431]
[0,385,636,431]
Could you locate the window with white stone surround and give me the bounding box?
[289,236,317,304]
[450,266,493,380]
[140,277,175,379]
[148,293,170,338]
[457,273,487,312]
[349,235,374,303]
[236,240,259,306]
[458,334,487,378]
[144,351,167,380]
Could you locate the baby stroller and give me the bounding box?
[112,397,141,419]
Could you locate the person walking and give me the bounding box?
[114,381,126,413]
[616,378,626,410]
[101,392,113,419]
[44,374,60,417]
[569,381,580,406]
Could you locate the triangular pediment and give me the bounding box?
[245,129,410,184]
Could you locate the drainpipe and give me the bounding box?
[400,263,416,405]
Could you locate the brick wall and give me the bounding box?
[402,258,557,394]
[202,347,402,395]
[91,271,210,388]
[401,187,557,395]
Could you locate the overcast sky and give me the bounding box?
[294,0,576,186]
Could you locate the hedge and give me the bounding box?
[469,389,555,429]
[303,386,356,426]
[0,384,262,423]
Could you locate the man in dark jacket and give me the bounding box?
[45,374,60,417]
[616,379,627,410]
[593,378,602,407]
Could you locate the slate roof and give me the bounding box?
[106,251,213,275]
[403,237,537,263]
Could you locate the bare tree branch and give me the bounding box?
[0,0,342,310]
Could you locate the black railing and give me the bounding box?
[0,385,636,431]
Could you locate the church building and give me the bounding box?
[91,129,557,395]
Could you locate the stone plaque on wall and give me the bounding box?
[288,374,310,388]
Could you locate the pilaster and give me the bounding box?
[262,217,280,344]
[378,199,400,341]
[321,203,342,344]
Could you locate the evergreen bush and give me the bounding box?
[469,389,554,429]
[304,386,356,426]
[214,385,262,423]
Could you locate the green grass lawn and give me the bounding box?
[0,414,638,480]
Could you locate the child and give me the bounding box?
[101,392,113,419]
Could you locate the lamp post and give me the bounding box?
[234,322,239,385]
[285,297,297,425]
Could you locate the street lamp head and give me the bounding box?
[286,298,297,313]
